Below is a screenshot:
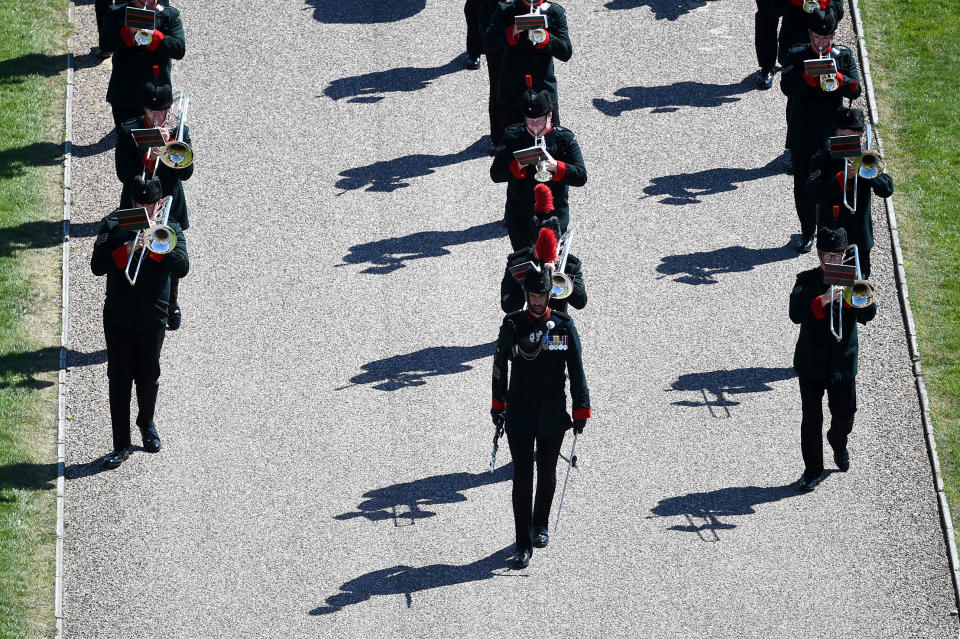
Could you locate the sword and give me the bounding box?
[490,421,505,472]
[554,431,580,532]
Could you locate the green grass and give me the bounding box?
[0,1,70,637]
[860,1,960,530]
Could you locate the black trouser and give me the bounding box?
[799,378,857,477]
[95,0,114,34]
[792,149,816,238]
[755,1,809,71]
[506,429,565,550]
[507,224,530,251]
[464,0,483,57]
[111,104,142,132]
[486,49,505,145]
[168,275,180,312]
[500,99,560,133]
[860,249,872,280]
[104,323,165,450]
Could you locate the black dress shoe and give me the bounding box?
[167,305,181,331]
[795,234,815,253]
[798,472,824,492]
[533,526,549,548]
[465,55,481,70]
[834,448,850,472]
[511,547,532,569]
[103,447,131,469]
[139,423,162,453]
[756,68,774,90]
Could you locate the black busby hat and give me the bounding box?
[129,175,162,205]
[521,75,552,118]
[835,107,866,132]
[809,10,837,35]
[142,82,174,110]
[522,264,552,295]
[817,226,848,253]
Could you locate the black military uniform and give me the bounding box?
[491,267,591,567]
[91,178,189,468]
[483,0,572,128]
[491,89,586,250]
[806,108,894,279]
[780,11,861,250]
[500,216,586,314]
[789,227,876,491]
[754,0,844,88]
[99,1,186,128]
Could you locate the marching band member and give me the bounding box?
[780,10,861,252]
[806,107,894,279]
[491,84,586,250]
[90,176,188,469]
[789,227,876,492]
[116,81,193,330]
[500,188,586,313]
[754,1,844,90]
[99,0,186,129]
[491,265,591,568]
[483,0,572,129]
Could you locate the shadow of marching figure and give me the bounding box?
[593,77,753,116]
[323,57,461,103]
[656,240,795,285]
[648,482,804,541]
[604,0,708,20]
[309,545,519,614]
[642,155,783,205]
[338,221,506,274]
[336,137,488,193]
[339,342,495,391]
[668,367,796,418]
[0,220,62,259]
[72,128,116,158]
[305,0,426,24]
[0,142,63,180]
[334,463,514,525]
[0,53,65,85]
[0,346,108,390]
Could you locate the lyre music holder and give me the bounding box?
[803,57,837,76]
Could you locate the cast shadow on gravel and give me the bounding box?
[656,240,796,285]
[335,137,488,193]
[309,545,520,614]
[71,128,116,158]
[338,341,496,391]
[334,463,513,525]
[322,57,461,103]
[641,154,784,205]
[603,0,709,20]
[0,346,107,391]
[667,367,796,418]
[593,76,753,116]
[304,0,426,24]
[0,453,127,492]
[337,220,506,274]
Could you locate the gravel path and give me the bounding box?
[62,1,958,637]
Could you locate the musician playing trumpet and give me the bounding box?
[491,84,586,250]
[91,177,188,469]
[789,227,876,492]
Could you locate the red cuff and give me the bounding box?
[802,71,818,87]
[148,251,165,263]
[492,398,506,411]
[120,26,136,48]
[834,72,844,87]
[146,29,164,51]
[111,245,130,270]
[835,171,844,187]
[534,30,550,49]
[552,161,566,182]
[820,0,829,8]
[509,158,527,179]
[506,25,519,46]
[810,297,827,320]
[572,408,591,420]
[848,80,859,94]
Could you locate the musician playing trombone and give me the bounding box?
[116,81,193,329]
[491,265,591,568]
[806,107,894,279]
[789,227,876,492]
[91,177,188,469]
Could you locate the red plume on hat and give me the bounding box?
[533,227,559,262]
[153,65,160,79]
[534,183,554,215]
[525,74,533,88]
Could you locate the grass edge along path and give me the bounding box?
[0,1,70,638]
[859,2,960,534]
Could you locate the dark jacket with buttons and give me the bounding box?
[492,309,590,437]
[500,248,586,314]
[91,211,189,331]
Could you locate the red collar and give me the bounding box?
[524,0,544,7]
[527,307,551,324]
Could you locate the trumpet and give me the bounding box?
[525,1,547,44]
[550,230,573,299]
[532,132,554,183]
[802,0,820,12]
[134,28,154,46]
[125,196,177,286]
[817,47,839,92]
[828,244,876,342]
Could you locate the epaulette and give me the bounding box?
[551,310,571,322]
[120,117,141,133]
[504,123,526,136]
[504,310,527,323]
[507,246,533,263]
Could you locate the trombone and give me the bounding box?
[828,244,876,342]
[842,123,884,212]
[125,196,177,286]
[550,230,574,299]
[159,91,193,169]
